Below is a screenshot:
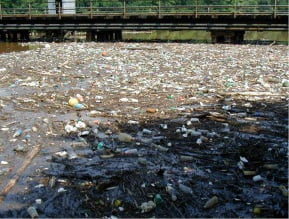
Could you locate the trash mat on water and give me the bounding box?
[0,43,288,218]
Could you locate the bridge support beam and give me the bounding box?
[211,31,245,44]
[20,31,30,42]
[7,32,18,42]
[0,31,7,42]
[2,31,30,42]
[86,31,96,42]
[45,30,65,42]
[95,30,122,42]
[115,30,123,41]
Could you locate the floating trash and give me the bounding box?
[68,97,79,107]
[140,201,156,213]
[204,196,218,209]
[0,42,287,218]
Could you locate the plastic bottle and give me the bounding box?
[73,103,85,110]
[254,112,274,117]
[97,142,105,150]
[142,129,152,134]
[68,97,79,107]
[118,133,134,143]
[203,196,218,209]
[153,144,169,152]
[138,137,153,145]
[178,183,193,194]
[124,148,138,155]
[154,194,163,205]
[166,185,177,201]
[167,95,173,99]
[76,94,84,102]
[180,155,194,161]
[282,80,289,87]
[252,175,263,182]
[13,129,23,138]
[138,158,147,165]
[27,206,38,218]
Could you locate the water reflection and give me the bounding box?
[0,42,30,54]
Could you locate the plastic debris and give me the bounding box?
[65,124,77,133]
[263,164,278,170]
[95,95,104,102]
[49,176,56,188]
[146,108,157,113]
[123,148,138,155]
[68,97,79,107]
[118,133,134,143]
[14,145,27,152]
[35,199,42,205]
[243,170,256,176]
[153,144,169,152]
[100,154,114,159]
[252,175,263,182]
[154,194,163,205]
[137,158,147,165]
[76,94,84,102]
[75,121,86,129]
[240,156,248,163]
[119,98,138,103]
[0,167,11,176]
[180,155,194,161]
[204,196,218,209]
[55,151,68,158]
[237,161,245,170]
[253,206,262,215]
[32,127,38,132]
[97,142,105,150]
[27,206,38,218]
[166,185,177,201]
[13,129,23,138]
[140,201,156,213]
[57,187,67,193]
[0,42,287,218]
[282,80,289,87]
[178,183,193,194]
[114,200,122,207]
[127,120,139,125]
[278,185,288,197]
[0,161,8,165]
[73,103,84,110]
[142,129,152,135]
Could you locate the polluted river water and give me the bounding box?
[0,42,288,218]
[0,42,31,54]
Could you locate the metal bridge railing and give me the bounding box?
[0,1,288,18]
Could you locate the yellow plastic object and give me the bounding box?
[68,97,79,107]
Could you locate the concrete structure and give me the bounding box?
[48,0,56,15]
[62,0,75,14]
[211,31,245,44]
[47,0,75,15]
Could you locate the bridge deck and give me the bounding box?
[0,3,288,31]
